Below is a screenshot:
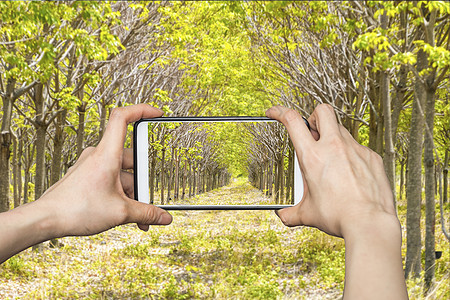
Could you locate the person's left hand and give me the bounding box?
[40,104,172,238]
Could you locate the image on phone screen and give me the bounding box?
[134,117,302,210]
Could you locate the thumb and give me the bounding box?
[275,204,304,227]
[125,199,173,227]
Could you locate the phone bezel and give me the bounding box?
[133,116,302,210]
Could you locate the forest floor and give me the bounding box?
[0,179,448,299]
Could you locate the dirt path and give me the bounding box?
[0,180,343,299]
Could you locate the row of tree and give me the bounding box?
[147,122,232,205]
[247,122,295,205]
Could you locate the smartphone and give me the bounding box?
[133,117,303,210]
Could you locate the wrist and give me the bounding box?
[0,199,59,263]
[341,211,402,245]
[341,212,407,299]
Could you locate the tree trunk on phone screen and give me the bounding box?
[160,148,165,205]
[259,167,263,191]
[263,161,267,195]
[199,170,202,193]
[182,161,187,200]
[203,170,207,193]
[274,159,279,203]
[167,147,174,203]
[405,49,426,280]
[189,163,193,197]
[285,147,291,204]
[150,153,156,204]
[268,161,273,197]
[192,163,197,196]
[174,149,179,200]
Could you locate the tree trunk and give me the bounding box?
[380,12,396,207]
[98,101,107,142]
[368,101,378,153]
[424,87,437,294]
[0,79,15,212]
[23,144,33,204]
[444,150,449,204]
[51,109,67,187]
[49,107,66,248]
[405,49,427,280]
[17,135,23,207]
[12,134,19,208]
[76,103,86,158]
[399,158,406,201]
[76,86,86,158]
[34,83,46,201]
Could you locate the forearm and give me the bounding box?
[343,214,408,299]
[0,200,57,263]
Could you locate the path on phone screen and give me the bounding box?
[0,180,344,299]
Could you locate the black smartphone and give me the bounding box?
[133,117,303,210]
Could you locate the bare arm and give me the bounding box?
[267,104,408,300]
[0,104,172,264]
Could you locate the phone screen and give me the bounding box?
[134,117,302,210]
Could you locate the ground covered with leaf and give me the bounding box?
[1,180,448,299]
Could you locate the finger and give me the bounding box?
[266,106,315,157]
[125,199,173,226]
[122,148,133,169]
[138,224,150,231]
[275,204,304,227]
[307,104,340,138]
[120,171,134,199]
[98,104,163,159]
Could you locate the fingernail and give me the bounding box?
[158,212,173,225]
[302,116,311,131]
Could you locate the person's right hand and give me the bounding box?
[266,104,399,239]
[267,104,408,299]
